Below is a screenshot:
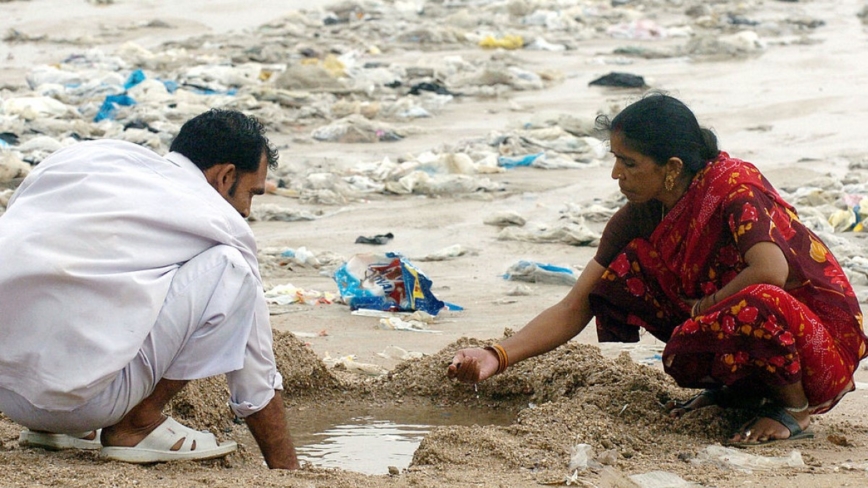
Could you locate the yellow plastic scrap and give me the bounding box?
[858,196,868,222]
[322,54,347,77]
[479,34,524,50]
[829,208,856,232]
[828,195,868,232]
[298,55,347,78]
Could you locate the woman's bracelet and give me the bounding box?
[485,344,509,375]
[691,291,721,318]
[691,298,703,317]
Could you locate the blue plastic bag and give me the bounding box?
[333,253,445,315]
[94,94,136,122]
[498,152,544,169]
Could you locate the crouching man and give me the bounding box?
[0,109,299,469]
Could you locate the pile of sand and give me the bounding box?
[159,331,759,485]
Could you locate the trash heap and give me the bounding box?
[2,0,863,289]
[0,0,830,168]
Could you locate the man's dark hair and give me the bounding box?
[170,109,278,173]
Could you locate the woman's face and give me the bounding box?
[609,131,666,204]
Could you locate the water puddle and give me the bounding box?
[249,403,515,475]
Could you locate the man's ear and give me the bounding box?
[202,163,237,196]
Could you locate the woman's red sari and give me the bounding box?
[589,153,867,411]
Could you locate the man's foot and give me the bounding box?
[100,415,168,448]
[100,416,237,464]
[727,404,813,446]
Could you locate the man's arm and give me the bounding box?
[244,390,300,469]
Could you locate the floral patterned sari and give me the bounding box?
[589,153,867,411]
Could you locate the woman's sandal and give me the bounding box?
[666,389,721,417]
[666,387,768,417]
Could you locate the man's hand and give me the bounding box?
[244,391,300,469]
[447,348,499,383]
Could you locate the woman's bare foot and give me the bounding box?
[729,406,812,444]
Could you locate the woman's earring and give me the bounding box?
[664,175,675,192]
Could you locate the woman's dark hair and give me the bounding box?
[169,109,278,173]
[595,93,719,174]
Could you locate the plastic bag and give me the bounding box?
[694,445,804,472]
[333,252,445,315]
[504,260,577,286]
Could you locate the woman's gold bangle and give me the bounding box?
[485,344,509,375]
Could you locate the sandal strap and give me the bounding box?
[758,404,802,436]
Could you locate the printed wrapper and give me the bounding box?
[333,252,445,315]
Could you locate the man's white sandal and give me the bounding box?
[100,417,236,464]
[19,429,102,450]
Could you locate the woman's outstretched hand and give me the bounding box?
[447,348,499,383]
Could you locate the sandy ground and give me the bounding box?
[3,0,868,486]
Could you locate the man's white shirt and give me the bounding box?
[0,140,279,412]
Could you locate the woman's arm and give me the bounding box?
[696,241,789,313]
[447,258,605,383]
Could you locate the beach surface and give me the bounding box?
[2,0,868,486]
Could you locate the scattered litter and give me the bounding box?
[408,81,454,96]
[377,345,424,361]
[0,132,18,146]
[498,152,545,169]
[378,316,441,333]
[827,194,868,232]
[280,247,321,267]
[839,461,868,471]
[607,19,668,40]
[2,96,71,120]
[479,34,524,50]
[348,308,443,333]
[322,352,387,376]
[312,114,407,143]
[289,330,328,338]
[0,153,31,183]
[355,232,394,245]
[560,202,620,223]
[692,445,805,473]
[264,283,336,306]
[334,253,445,315]
[484,211,526,227]
[506,284,533,296]
[504,260,577,286]
[497,222,601,246]
[568,443,602,471]
[588,72,647,88]
[416,244,471,262]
